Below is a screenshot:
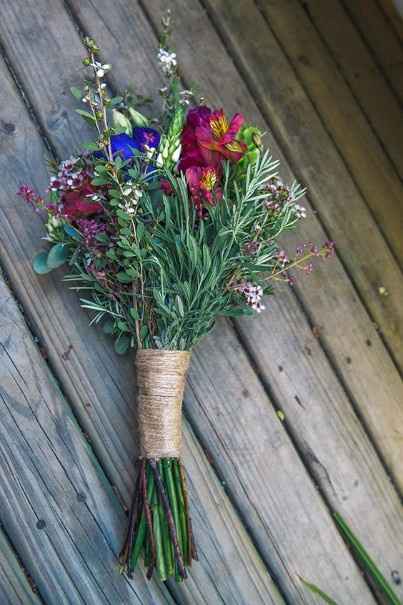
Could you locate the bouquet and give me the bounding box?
[18,25,334,583]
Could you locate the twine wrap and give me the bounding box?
[136,349,191,459]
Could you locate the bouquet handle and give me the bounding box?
[119,350,197,581]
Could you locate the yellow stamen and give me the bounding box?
[210,114,229,138]
[225,140,244,153]
[200,168,217,191]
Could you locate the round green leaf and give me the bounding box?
[47,243,69,269]
[114,335,131,355]
[32,251,52,274]
[102,320,115,335]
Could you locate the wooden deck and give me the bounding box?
[0,1,402,603]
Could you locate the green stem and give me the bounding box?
[163,459,183,562]
[130,463,155,569]
[159,461,174,577]
[173,459,189,565]
[153,489,167,581]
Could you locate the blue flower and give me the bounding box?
[110,133,137,160]
[132,127,160,152]
[110,128,160,161]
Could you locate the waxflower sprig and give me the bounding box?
[18,22,334,583]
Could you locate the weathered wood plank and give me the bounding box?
[0,529,43,605]
[255,0,403,266]
[0,1,378,603]
[343,0,403,104]
[173,430,284,605]
[0,276,173,604]
[0,7,286,605]
[184,0,403,488]
[300,0,403,180]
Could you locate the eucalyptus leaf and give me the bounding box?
[102,320,115,334]
[47,243,69,269]
[33,251,52,274]
[114,335,131,355]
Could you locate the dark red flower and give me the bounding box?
[61,180,103,220]
[160,178,174,196]
[178,106,247,172]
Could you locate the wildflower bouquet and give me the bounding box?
[18,27,334,583]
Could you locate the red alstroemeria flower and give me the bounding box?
[178,106,247,172]
[186,165,222,216]
[61,180,103,220]
[196,109,247,167]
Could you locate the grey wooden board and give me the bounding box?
[0,529,43,605]
[0,44,286,605]
[255,0,403,267]
[342,0,403,104]
[0,275,173,605]
[301,0,403,181]
[0,1,379,604]
[187,0,403,490]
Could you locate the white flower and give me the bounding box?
[294,204,307,219]
[158,48,177,76]
[179,90,194,105]
[91,61,111,78]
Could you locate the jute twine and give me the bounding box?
[136,349,191,459]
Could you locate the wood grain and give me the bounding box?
[300,0,403,180]
[0,530,43,605]
[0,0,379,602]
[343,0,403,104]
[0,5,286,605]
[186,0,403,488]
[0,276,173,604]
[255,0,403,266]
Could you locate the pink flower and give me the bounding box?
[185,166,222,216]
[178,106,247,172]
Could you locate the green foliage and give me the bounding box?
[47,243,69,269]
[301,513,401,605]
[299,577,338,605]
[334,513,401,605]
[32,40,311,354]
[33,251,52,274]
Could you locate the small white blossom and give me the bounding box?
[233,282,266,313]
[158,48,177,76]
[91,61,111,78]
[179,90,194,105]
[294,204,307,219]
